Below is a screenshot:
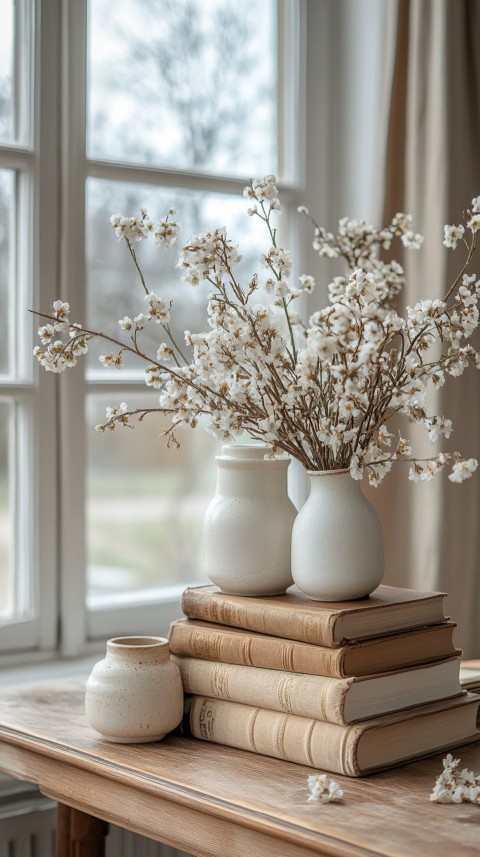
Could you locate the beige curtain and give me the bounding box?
[371,0,480,655]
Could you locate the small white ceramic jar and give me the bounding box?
[203,443,297,596]
[85,636,184,743]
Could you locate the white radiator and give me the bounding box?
[0,787,191,857]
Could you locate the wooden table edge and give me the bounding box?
[0,726,387,857]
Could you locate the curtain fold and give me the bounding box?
[373,0,480,655]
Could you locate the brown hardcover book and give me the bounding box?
[169,618,458,677]
[181,584,447,647]
[187,692,480,777]
[175,655,462,725]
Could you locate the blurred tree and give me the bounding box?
[89,0,275,173]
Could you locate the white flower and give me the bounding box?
[110,212,151,242]
[157,343,174,362]
[272,278,290,298]
[338,399,359,420]
[51,300,70,331]
[431,369,445,388]
[244,175,278,204]
[38,324,55,344]
[430,755,480,804]
[377,425,394,447]
[53,300,70,317]
[448,458,478,483]
[350,454,364,480]
[307,774,343,804]
[96,401,129,431]
[146,292,170,323]
[401,230,424,249]
[134,313,148,330]
[105,401,127,419]
[118,316,133,330]
[153,216,181,248]
[298,274,315,293]
[261,246,292,279]
[395,437,412,457]
[443,224,465,249]
[178,227,242,286]
[99,352,123,368]
[443,753,460,770]
[426,416,452,443]
[145,367,164,388]
[468,214,480,233]
[408,463,425,483]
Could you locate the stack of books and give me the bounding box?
[169,584,480,776]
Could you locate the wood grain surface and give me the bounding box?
[0,679,479,857]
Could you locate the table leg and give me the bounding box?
[56,803,109,857]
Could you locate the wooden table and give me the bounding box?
[0,680,479,857]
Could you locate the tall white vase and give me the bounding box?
[203,444,297,596]
[291,469,384,601]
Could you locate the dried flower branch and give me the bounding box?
[32,181,480,484]
[429,754,480,804]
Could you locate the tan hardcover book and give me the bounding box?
[169,618,458,677]
[181,584,447,647]
[187,692,480,777]
[176,655,462,724]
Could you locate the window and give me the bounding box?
[0,0,58,655]
[2,0,304,659]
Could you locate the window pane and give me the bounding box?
[0,169,14,377]
[85,179,271,606]
[86,392,219,605]
[85,177,270,372]
[0,0,14,143]
[0,402,14,619]
[87,0,277,176]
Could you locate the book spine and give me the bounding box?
[189,696,361,776]
[169,621,347,678]
[181,588,338,646]
[176,657,351,724]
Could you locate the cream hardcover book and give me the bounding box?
[176,655,462,724]
[187,693,480,777]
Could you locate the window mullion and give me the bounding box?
[0,146,34,169]
[87,158,299,194]
[277,0,305,186]
[15,0,35,146]
[55,0,88,656]
[13,401,31,615]
[34,0,62,652]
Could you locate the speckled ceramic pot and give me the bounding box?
[85,636,183,743]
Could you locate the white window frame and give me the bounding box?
[0,0,59,660]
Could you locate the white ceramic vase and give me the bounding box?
[85,636,184,743]
[291,469,384,601]
[203,443,297,596]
